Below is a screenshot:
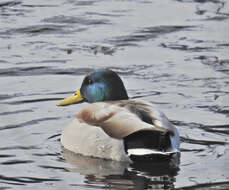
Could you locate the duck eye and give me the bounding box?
[88,79,93,85]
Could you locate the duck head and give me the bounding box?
[57,69,129,106]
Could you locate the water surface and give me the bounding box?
[0,0,229,189]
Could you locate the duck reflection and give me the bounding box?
[63,148,179,189]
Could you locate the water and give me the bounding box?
[0,0,229,189]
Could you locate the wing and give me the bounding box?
[116,100,174,133]
[76,101,171,139]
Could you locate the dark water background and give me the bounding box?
[0,0,229,189]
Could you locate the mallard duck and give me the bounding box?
[57,69,180,162]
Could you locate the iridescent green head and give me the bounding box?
[57,69,129,106]
[80,69,129,103]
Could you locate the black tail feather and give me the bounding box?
[124,130,171,153]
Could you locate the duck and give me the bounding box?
[57,69,180,162]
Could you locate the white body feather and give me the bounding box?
[61,118,130,162]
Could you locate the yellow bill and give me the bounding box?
[57,89,83,106]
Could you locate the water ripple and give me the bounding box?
[109,25,193,47]
[0,67,93,77]
[176,181,229,190]
[180,148,205,153]
[0,174,60,184]
[66,0,99,6]
[6,98,61,105]
[0,154,16,158]
[160,43,214,52]
[0,93,22,101]
[10,25,66,34]
[0,109,33,116]
[43,15,110,25]
[22,3,58,8]
[180,136,227,146]
[1,159,34,165]
[0,146,39,151]
[194,55,229,72]
[198,105,229,117]
[1,24,85,36]
[0,117,60,131]
[33,153,60,157]
[38,165,67,172]
[0,1,21,8]
[0,66,162,77]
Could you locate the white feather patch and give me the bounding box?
[127,148,176,156]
